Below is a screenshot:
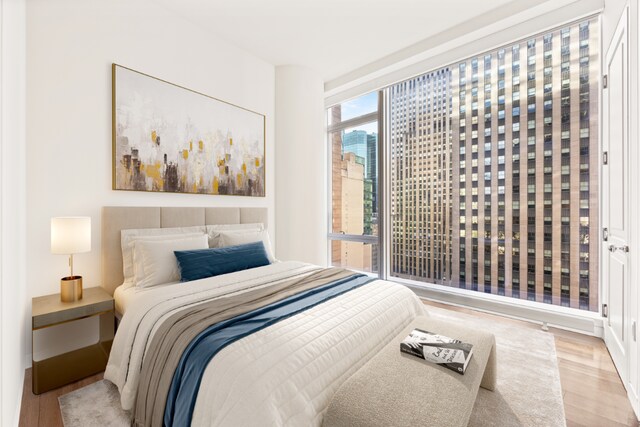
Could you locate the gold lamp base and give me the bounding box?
[60,276,83,302]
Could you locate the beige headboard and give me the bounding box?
[101,206,268,295]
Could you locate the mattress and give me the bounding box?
[104,261,427,426]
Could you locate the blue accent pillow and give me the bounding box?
[174,241,271,282]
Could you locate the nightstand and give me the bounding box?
[31,286,114,394]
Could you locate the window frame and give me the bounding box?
[326,99,383,275]
[325,14,602,324]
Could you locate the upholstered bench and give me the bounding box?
[323,315,497,427]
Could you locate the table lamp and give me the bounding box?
[51,217,91,302]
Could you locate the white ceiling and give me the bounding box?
[152,0,537,82]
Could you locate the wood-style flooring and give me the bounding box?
[19,369,103,427]
[18,300,640,427]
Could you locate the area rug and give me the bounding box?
[428,305,567,427]
[58,379,129,427]
[59,306,565,427]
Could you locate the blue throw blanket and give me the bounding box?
[164,273,375,427]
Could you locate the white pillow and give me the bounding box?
[121,226,205,285]
[218,229,275,263]
[206,223,264,248]
[132,234,209,288]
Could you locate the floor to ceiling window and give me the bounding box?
[328,92,380,273]
[328,17,599,312]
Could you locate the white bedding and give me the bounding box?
[113,284,137,316]
[104,261,426,426]
[113,261,284,316]
[113,281,180,316]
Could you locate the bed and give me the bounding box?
[101,206,427,427]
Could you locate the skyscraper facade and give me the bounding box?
[389,18,599,311]
[366,132,378,217]
[343,129,377,235]
[330,107,343,266]
[337,152,373,271]
[343,130,368,168]
[390,68,453,284]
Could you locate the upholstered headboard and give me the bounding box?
[101,206,268,295]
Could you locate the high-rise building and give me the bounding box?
[343,129,377,235]
[389,18,599,311]
[343,130,369,173]
[330,107,343,265]
[335,152,372,271]
[366,133,378,214]
[344,131,378,183]
[390,68,453,284]
[363,176,373,235]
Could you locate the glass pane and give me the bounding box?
[328,92,378,125]
[331,240,378,274]
[388,17,599,311]
[330,123,378,236]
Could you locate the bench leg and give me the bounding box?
[480,338,497,391]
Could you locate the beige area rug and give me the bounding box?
[58,380,129,427]
[59,306,565,427]
[428,305,567,427]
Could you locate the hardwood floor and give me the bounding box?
[18,369,104,427]
[18,301,640,427]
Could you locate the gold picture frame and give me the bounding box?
[112,64,266,197]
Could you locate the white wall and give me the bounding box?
[1,0,27,424]
[26,0,275,358]
[275,66,326,265]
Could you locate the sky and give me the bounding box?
[339,91,378,134]
[341,92,378,121]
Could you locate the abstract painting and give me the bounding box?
[112,64,265,196]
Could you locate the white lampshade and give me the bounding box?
[51,217,91,254]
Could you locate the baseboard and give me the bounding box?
[629,384,640,421]
[630,392,640,422]
[13,368,25,427]
[406,283,603,337]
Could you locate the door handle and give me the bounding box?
[608,244,630,253]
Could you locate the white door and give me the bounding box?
[603,6,630,385]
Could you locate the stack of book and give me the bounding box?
[400,328,474,375]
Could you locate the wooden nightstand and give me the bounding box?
[31,286,114,394]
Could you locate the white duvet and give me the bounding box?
[104,261,426,426]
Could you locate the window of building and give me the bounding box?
[328,17,599,311]
[327,92,379,274]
